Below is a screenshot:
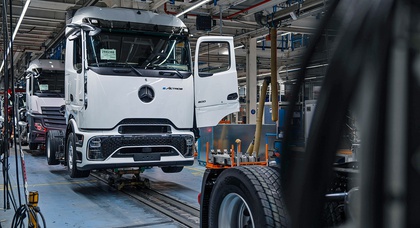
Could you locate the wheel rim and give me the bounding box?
[218,193,255,228]
[68,137,73,170]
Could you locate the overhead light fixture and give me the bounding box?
[176,0,212,18]
[0,0,32,73]
[289,11,298,20]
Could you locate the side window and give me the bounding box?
[73,38,82,71]
[198,41,230,75]
[28,77,32,93]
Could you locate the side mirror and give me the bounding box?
[65,23,100,40]
[25,71,39,79]
[66,28,80,41]
[66,23,81,39]
[59,105,66,116]
[80,23,101,36]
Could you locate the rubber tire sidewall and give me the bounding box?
[67,132,90,178]
[29,143,38,150]
[46,132,59,165]
[208,166,288,228]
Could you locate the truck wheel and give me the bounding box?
[67,132,90,178]
[208,166,289,228]
[46,132,60,165]
[29,143,38,150]
[161,166,183,173]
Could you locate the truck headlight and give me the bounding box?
[34,122,46,132]
[88,137,104,160]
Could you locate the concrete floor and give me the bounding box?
[0,146,205,228]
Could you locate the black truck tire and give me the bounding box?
[46,131,60,165]
[161,166,184,173]
[29,143,38,150]
[208,166,289,228]
[67,132,90,178]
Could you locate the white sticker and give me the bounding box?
[100,49,117,60]
[39,84,48,91]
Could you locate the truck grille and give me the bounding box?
[96,134,194,159]
[41,107,66,128]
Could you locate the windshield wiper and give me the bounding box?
[172,68,183,78]
[158,68,184,79]
[129,65,143,76]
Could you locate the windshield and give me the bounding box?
[33,71,65,97]
[86,31,191,72]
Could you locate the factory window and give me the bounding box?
[197,42,230,75]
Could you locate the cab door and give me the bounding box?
[65,33,85,110]
[194,36,239,128]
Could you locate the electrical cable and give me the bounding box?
[0,0,47,227]
[11,204,47,228]
[9,0,22,208]
[1,0,11,213]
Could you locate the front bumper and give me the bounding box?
[74,128,195,171]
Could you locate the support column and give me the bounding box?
[246,37,257,124]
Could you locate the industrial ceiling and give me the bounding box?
[0,0,328,82]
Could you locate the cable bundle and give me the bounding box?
[11,204,46,228]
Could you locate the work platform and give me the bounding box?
[0,146,204,227]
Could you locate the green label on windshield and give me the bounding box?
[100,49,117,60]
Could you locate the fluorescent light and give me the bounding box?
[289,12,298,20]
[234,45,244,49]
[176,0,212,18]
[232,0,247,6]
[0,0,32,73]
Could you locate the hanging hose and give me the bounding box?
[270,26,278,122]
[247,77,270,157]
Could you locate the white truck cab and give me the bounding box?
[26,59,66,150]
[47,6,239,178]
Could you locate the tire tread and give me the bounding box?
[208,165,289,227]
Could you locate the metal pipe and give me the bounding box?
[271,27,279,122]
[226,0,271,19]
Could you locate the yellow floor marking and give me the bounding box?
[184,166,205,173]
[191,172,204,176]
[0,180,98,191]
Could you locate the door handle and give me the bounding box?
[227,93,238,100]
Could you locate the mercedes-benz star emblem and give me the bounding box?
[138,85,155,103]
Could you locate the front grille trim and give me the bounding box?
[87,134,194,160]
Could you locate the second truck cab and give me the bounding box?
[26,59,66,150]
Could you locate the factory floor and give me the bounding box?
[0,146,205,228]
